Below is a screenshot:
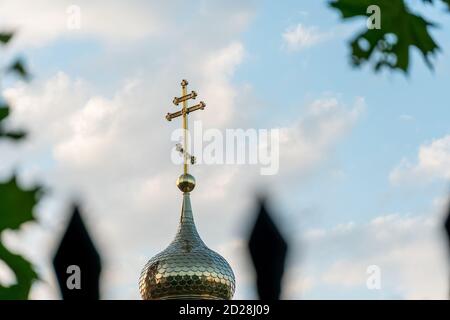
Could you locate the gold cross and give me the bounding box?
[165,79,206,174]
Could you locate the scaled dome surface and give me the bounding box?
[139,193,235,300]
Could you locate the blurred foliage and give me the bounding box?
[0,106,26,140]
[329,0,450,73]
[0,31,41,300]
[7,58,30,81]
[0,178,41,299]
[0,32,14,45]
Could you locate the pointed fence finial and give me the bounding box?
[248,196,288,300]
[53,204,102,300]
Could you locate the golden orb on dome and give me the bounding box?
[176,173,196,193]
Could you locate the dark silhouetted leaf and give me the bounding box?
[248,197,288,300]
[0,176,41,232]
[329,0,440,73]
[426,0,450,10]
[53,204,102,300]
[0,32,14,45]
[0,242,38,299]
[0,106,10,122]
[0,176,41,299]
[0,130,27,140]
[0,105,27,141]
[443,0,450,10]
[0,27,40,300]
[8,58,29,80]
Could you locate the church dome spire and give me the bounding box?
[139,192,235,300]
[139,80,235,300]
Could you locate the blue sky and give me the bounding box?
[1,0,450,299]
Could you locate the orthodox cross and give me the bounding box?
[165,79,205,174]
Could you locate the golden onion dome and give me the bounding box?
[139,176,235,300]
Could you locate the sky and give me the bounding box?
[0,0,450,299]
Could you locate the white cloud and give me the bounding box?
[200,42,245,127]
[283,270,315,298]
[0,0,256,49]
[399,114,414,122]
[282,23,330,51]
[1,0,256,299]
[0,1,366,300]
[293,202,449,299]
[0,0,172,48]
[2,71,365,299]
[321,260,367,287]
[390,135,450,185]
[278,96,365,176]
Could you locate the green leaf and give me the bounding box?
[0,176,41,233]
[0,242,38,300]
[0,32,14,45]
[330,0,374,18]
[0,176,41,299]
[0,105,27,141]
[0,28,40,300]
[442,0,450,10]
[329,0,440,73]
[0,106,10,122]
[0,129,27,140]
[423,0,450,10]
[7,59,30,80]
